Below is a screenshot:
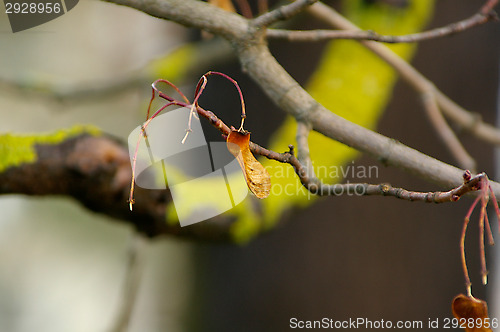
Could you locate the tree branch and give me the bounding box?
[0,75,144,102]
[267,1,498,43]
[101,0,249,40]
[307,2,500,147]
[258,143,486,203]
[481,0,500,15]
[0,132,237,241]
[108,232,147,332]
[420,92,476,172]
[0,37,234,103]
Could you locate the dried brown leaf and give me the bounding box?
[452,294,492,332]
[227,129,271,199]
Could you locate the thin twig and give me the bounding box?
[421,92,476,172]
[307,2,500,147]
[461,218,473,297]
[290,120,481,200]
[224,101,482,202]
[267,7,498,43]
[457,171,500,295]
[252,0,318,28]
[250,120,485,202]
[141,75,487,203]
[0,75,144,102]
[481,0,500,15]
[478,195,488,285]
[200,71,247,130]
[484,212,495,246]
[109,232,147,332]
[128,72,243,209]
[273,145,486,201]
[0,38,235,104]
[295,121,314,178]
[461,194,481,297]
[182,76,208,144]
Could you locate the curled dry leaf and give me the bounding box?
[227,129,271,199]
[452,294,492,332]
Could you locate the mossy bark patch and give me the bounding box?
[0,125,100,173]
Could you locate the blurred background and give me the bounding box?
[0,0,499,331]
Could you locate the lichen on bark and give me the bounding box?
[0,125,101,173]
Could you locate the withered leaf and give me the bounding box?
[452,294,492,332]
[208,0,236,12]
[227,129,271,199]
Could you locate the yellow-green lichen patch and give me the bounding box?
[0,125,101,173]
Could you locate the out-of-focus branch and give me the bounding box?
[109,232,147,332]
[0,38,234,102]
[0,132,236,241]
[481,0,500,15]
[421,92,476,172]
[267,1,498,43]
[0,75,144,102]
[307,2,500,148]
